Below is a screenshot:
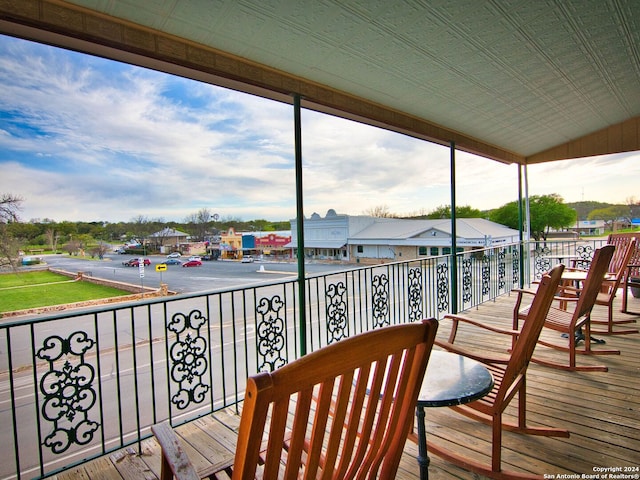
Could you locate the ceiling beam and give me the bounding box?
[526,116,640,164]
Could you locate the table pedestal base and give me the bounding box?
[415,406,430,479]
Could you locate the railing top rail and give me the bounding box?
[1,242,529,329]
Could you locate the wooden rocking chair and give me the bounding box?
[427,265,568,479]
[621,244,640,315]
[153,319,439,480]
[591,237,638,334]
[514,245,619,372]
[566,235,639,332]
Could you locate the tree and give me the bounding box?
[0,193,24,269]
[490,194,576,241]
[625,196,640,222]
[45,228,60,253]
[489,202,520,230]
[63,238,81,256]
[249,219,275,231]
[566,200,609,220]
[420,204,484,219]
[588,206,628,229]
[89,242,110,259]
[0,193,22,223]
[184,208,214,241]
[129,214,154,242]
[363,205,395,218]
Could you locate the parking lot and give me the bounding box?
[42,253,345,294]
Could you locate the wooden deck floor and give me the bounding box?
[55,292,640,480]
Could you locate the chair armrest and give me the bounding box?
[553,282,582,298]
[553,295,579,303]
[511,287,536,307]
[564,266,588,272]
[440,313,521,346]
[511,287,538,326]
[435,341,510,365]
[151,422,201,480]
[444,314,521,336]
[511,288,536,296]
[569,259,591,268]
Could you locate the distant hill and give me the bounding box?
[566,201,611,220]
[566,200,640,221]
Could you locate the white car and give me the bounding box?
[167,252,181,258]
[241,255,254,263]
[188,255,202,261]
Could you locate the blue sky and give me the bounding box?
[1,35,638,223]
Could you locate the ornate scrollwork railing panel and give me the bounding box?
[534,246,552,279]
[255,295,286,372]
[461,258,472,306]
[326,281,348,344]
[481,255,491,296]
[408,266,423,322]
[167,310,210,410]
[37,331,100,455]
[436,262,449,312]
[497,249,506,291]
[575,244,594,269]
[371,273,389,328]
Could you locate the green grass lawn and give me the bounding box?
[0,271,130,313]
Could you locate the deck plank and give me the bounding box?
[109,447,156,480]
[62,292,640,479]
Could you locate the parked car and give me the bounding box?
[188,255,202,261]
[241,255,254,263]
[182,259,202,267]
[162,258,182,265]
[167,252,181,258]
[123,258,151,267]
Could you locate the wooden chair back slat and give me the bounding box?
[284,389,313,479]
[340,364,379,478]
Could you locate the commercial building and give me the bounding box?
[288,210,520,263]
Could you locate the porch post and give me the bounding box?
[518,164,525,289]
[293,94,307,355]
[450,141,458,314]
[524,164,531,284]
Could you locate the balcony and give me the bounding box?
[2,241,639,479]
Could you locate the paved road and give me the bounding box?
[41,253,347,294]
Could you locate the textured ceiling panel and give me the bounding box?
[8,0,640,161]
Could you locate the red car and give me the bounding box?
[123,258,151,267]
[182,259,202,267]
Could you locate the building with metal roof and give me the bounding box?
[289,210,519,262]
